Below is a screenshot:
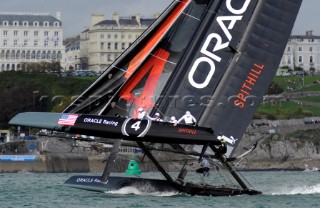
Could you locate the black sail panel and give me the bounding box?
[200,0,302,156]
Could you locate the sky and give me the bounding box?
[0,0,317,38]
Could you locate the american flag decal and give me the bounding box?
[58,114,78,126]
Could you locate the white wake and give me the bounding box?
[267,183,320,195]
[105,186,179,196]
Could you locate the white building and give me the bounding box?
[80,13,156,72]
[0,12,64,71]
[280,30,320,74]
[63,39,81,71]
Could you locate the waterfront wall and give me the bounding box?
[0,153,172,173]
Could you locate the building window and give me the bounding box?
[24,40,28,46]
[3,30,8,36]
[298,56,302,63]
[128,34,132,39]
[14,40,18,46]
[16,51,20,59]
[44,40,49,47]
[34,31,39,37]
[54,31,59,36]
[44,31,49,36]
[54,22,59,27]
[11,50,15,59]
[31,51,36,59]
[14,31,18,36]
[108,34,111,39]
[310,56,314,63]
[108,43,111,50]
[108,54,112,61]
[36,51,41,59]
[100,34,104,39]
[298,47,302,51]
[115,43,118,50]
[121,34,125,39]
[100,42,104,50]
[34,40,38,47]
[23,21,28,26]
[24,31,28,36]
[309,47,313,52]
[3,21,9,26]
[288,56,291,64]
[54,40,59,47]
[44,22,49,27]
[122,43,126,50]
[5,51,10,59]
[34,22,39,27]
[13,21,19,26]
[3,40,8,46]
[26,51,31,59]
[287,47,290,52]
[114,34,118,39]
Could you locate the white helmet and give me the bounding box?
[170,116,176,120]
[186,111,191,115]
[138,107,144,112]
[155,112,160,117]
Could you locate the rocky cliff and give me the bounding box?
[233,120,320,170]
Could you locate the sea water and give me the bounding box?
[0,171,319,208]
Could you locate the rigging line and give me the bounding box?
[152,105,166,119]
[111,65,131,75]
[181,12,200,21]
[232,164,255,189]
[203,154,232,186]
[150,53,176,65]
[112,103,129,113]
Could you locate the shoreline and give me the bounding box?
[0,153,317,173]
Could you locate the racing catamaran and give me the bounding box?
[9,0,302,196]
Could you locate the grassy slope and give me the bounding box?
[256,75,320,119]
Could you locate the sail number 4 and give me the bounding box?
[122,119,151,137]
[131,121,141,131]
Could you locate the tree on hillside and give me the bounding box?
[267,81,284,95]
[0,85,36,128]
[309,67,315,76]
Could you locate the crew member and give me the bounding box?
[169,116,177,124]
[137,107,146,119]
[196,158,210,177]
[147,112,163,122]
[177,111,197,125]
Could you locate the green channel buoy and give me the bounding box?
[125,155,141,175]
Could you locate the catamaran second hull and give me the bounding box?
[64,175,262,196]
